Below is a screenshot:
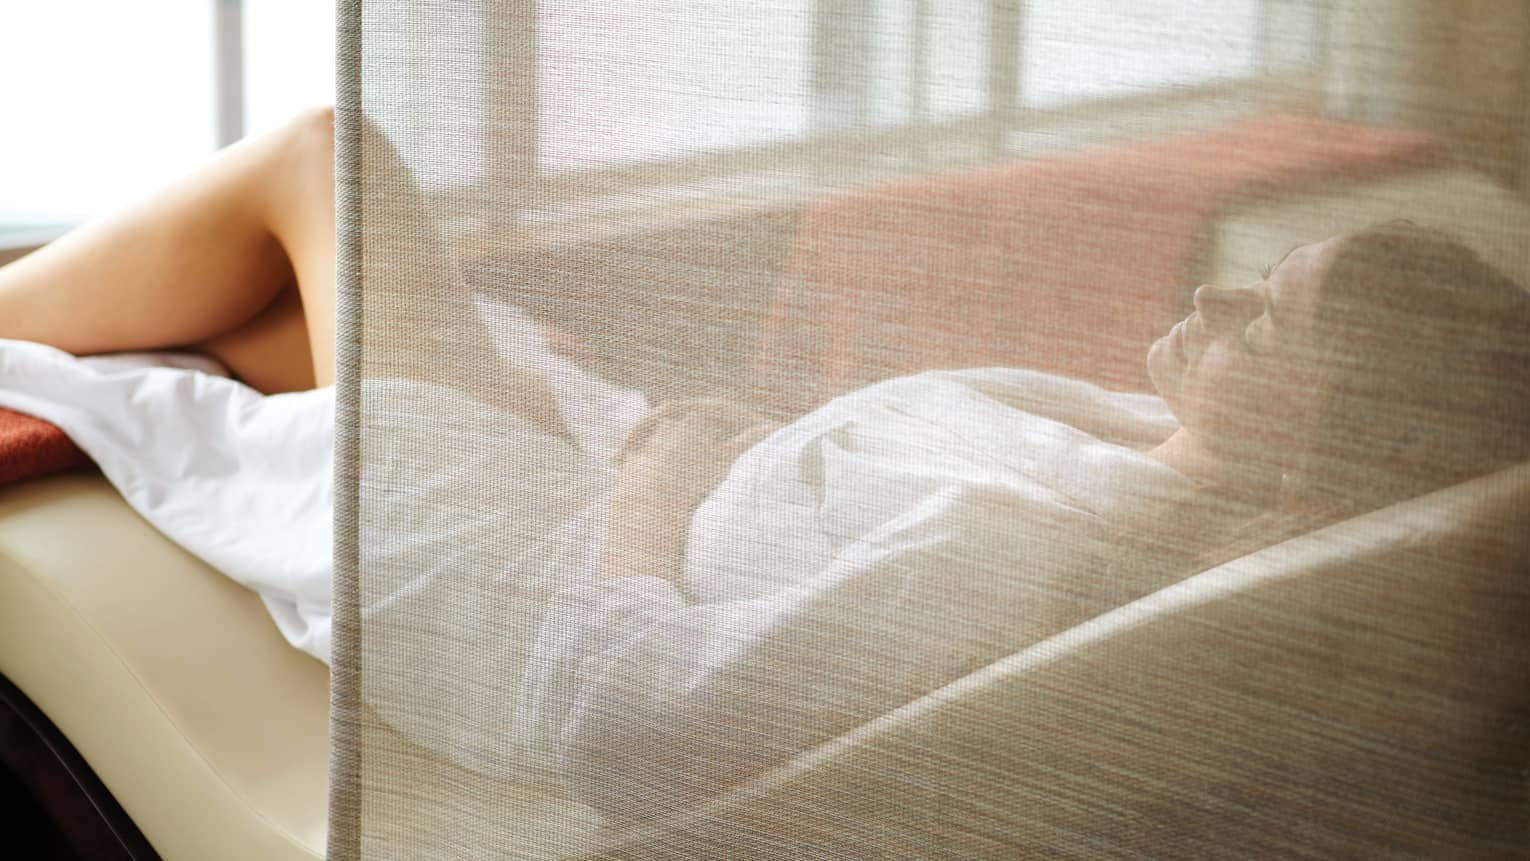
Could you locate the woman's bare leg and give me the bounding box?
[0,106,336,393]
[0,104,569,433]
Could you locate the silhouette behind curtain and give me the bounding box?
[330,3,1530,857]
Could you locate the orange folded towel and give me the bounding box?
[0,406,90,486]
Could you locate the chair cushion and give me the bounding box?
[593,461,1530,857]
[0,473,328,861]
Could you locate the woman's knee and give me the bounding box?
[290,104,335,148]
[262,106,336,239]
[284,105,336,183]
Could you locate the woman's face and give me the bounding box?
[1148,235,1346,463]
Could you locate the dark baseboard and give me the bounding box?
[0,673,160,860]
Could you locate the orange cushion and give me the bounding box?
[754,115,1444,409]
[0,407,89,485]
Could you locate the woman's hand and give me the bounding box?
[602,397,779,582]
[617,397,778,505]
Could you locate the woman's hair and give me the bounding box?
[1284,221,1530,516]
[1197,221,1530,570]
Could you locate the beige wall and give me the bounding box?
[1452,0,1530,188]
[1327,0,1530,188]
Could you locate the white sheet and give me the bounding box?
[0,296,652,666]
[0,338,335,661]
[0,319,1216,820]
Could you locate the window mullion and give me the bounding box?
[212,0,245,147]
[910,0,931,167]
[989,0,1022,154]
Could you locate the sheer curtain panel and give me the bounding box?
[330,2,1530,857]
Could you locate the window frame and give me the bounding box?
[462,0,1331,247]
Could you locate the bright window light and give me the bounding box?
[1022,1,1261,107]
[0,2,216,224]
[538,0,815,174]
[0,1,334,229]
[245,0,335,137]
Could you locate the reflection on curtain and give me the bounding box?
[331,2,1530,857]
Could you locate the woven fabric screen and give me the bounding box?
[331,2,1530,857]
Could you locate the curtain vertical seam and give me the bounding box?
[326,0,365,857]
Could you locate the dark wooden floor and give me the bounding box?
[0,674,160,860]
[1,757,87,859]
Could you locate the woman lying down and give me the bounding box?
[1,109,1528,824]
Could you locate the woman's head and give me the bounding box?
[1149,221,1530,516]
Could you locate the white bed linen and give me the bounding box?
[0,338,335,661]
[0,296,651,668]
[0,316,1211,821]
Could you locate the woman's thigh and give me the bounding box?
[193,106,335,393]
[195,282,316,393]
[262,106,337,388]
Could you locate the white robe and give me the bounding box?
[353,363,1202,819]
[0,306,1204,819]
